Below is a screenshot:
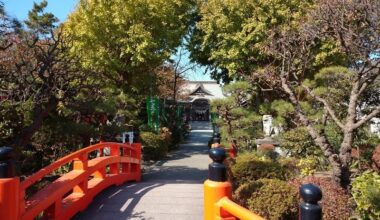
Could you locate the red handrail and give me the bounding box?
[216,197,265,220]
[0,142,141,220]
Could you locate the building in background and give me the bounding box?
[178,81,225,121]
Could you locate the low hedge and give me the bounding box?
[140,131,168,160]
[233,178,298,220]
[230,153,295,185]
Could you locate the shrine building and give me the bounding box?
[178,81,225,121]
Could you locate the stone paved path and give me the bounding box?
[73,121,212,220]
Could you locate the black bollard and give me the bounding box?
[213,132,221,138]
[0,146,15,178]
[299,183,322,220]
[208,147,227,182]
[133,131,140,143]
[212,137,221,144]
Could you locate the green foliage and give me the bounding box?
[65,0,195,92]
[231,152,295,185]
[234,179,298,220]
[211,81,261,149]
[24,0,58,34]
[233,181,264,208]
[270,99,295,125]
[296,156,318,176]
[279,127,321,157]
[140,131,168,160]
[190,0,313,78]
[352,171,380,219]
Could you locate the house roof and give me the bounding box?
[189,84,214,96]
[179,81,226,102]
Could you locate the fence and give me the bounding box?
[0,142,141,220]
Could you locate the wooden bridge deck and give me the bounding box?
[73,121,212,220]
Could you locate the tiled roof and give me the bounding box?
[179,81,226,102]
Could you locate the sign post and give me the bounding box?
[147,97,160,132]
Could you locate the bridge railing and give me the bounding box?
[0,142,141,220]
[204,147,322,220]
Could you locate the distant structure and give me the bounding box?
[178,81,225,121]
[370,118,380,138]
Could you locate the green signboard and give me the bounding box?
[147,96,160,132]
[176,104,184,127]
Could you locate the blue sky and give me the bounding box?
[2,0,212,81]
[3,0,77,22]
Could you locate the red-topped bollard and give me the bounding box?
[300,183,323,220]
[204,147,232,220]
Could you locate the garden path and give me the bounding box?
[73,121,212,220]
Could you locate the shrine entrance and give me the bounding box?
[191,99,210,121]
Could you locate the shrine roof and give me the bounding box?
[179,81,226,102]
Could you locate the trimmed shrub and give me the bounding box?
[140,131,168,160]
[290,176,352,220]
[231,153,295,185]
[296,156,318,176]
[233,181,263,208]
[351,171,380,219]
[279,126,320,157]
[278,157,299,175]
[234,179,298,220]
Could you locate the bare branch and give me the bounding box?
[353,105,380,129]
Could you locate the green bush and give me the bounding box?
[352,171,380,219]
[290,176,352,220]
[296,156,319,176]
[231,153,295,185]
[278,157,299,174]
[234,179,298,220]
[140,131,168,160]
[233,181,264,208]
[279,127,320,157]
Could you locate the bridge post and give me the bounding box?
[299,183,323,220]
[132,143,141,181]
[0,146,21,220]
[110,144,120,174]
[204,147,234,220]
[73,153,89,194]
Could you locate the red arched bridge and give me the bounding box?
[0,124,321,220]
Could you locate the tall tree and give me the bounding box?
[65,0,196,93]
[0,1,87,148]
[212,81,262,149]
[192,0,380,188]
[189,0,312,83]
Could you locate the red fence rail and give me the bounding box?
[0,142,141,220]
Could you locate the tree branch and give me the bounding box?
[353,105,380,129]
[302,85,345,129]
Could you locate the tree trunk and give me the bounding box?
[338,129,354,188]
[336,79,360,188]
[281,78,346,187]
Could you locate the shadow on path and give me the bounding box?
[73,121,212,220]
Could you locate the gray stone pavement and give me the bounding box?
[73,121,212,220]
